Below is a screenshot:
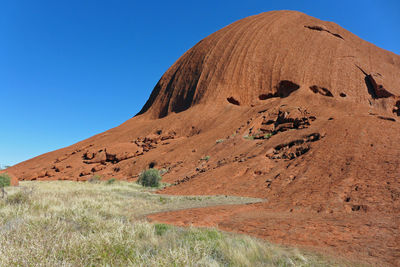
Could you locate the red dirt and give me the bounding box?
[4,11,400,266]
[10,176,18,186]
[148,203,399,266]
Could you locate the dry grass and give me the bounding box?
[0,181,345,266]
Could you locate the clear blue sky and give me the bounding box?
[1,0,399,166]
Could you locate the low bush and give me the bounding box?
[154,223,171,236]
[243,135,255,140]
[0,173,11,198]
[106,178,116,185]
[264,133,273,139]
[200,156,210,161]
[0,173,11,188]
[137,168,162,187]
[6,190,31,205]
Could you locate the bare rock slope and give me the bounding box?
[4,11,400,266]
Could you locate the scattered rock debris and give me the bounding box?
[266,133,323,160]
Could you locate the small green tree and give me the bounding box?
[0,173,11,198]
[137,168,162,187]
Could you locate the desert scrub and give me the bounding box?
[0,173,11,198]
[216,139,224,144]
[0,181,345,266]
[154,223,171,236]
[6,189,32,205]
[0,173,11,188]
[137,168,162,187]
[244,132,274,140]
[243,134,255,140]
[200,155,210,161]
[264,132,273,139]
[106,178,116,185]
[159,168,169,175]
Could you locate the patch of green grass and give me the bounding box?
[186,196,203,201]
[200,155,210,161]
[243,134,255,140]
[264,132,273,139]
[158,196,168,204]
[106,178,116,185]
[244,132,275,140]
[185,228,223,242]
[154,223,171,236]
[6,190,31,205]
[0,181,347,266]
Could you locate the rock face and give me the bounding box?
[138,11,400,119]
[10,175,18,186]
[5,11,400,266]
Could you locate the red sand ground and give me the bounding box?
[3,11,399,266]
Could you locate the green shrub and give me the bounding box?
[158,196,167,204]
[200,156,210,161]
[243,135,255,140]
[106,178,116,185]
[216,139,224,144]
[6,191,31,205]
[264,133,273,139]
[154,223,171,236]
[0,173,11,188]
[137,168,162,187]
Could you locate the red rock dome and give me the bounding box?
[138,10,400,119]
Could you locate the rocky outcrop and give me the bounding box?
[366,73,400,116]
[137,11,399,119]
[266,133,322,160]
[83,143,141,165]
[367,73,394,99]
[245,106,315,139]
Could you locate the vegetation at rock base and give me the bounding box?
[106,178,116,185]
[0,173,11,198]
[0,173,11,188]
[137,168,162,187]
[200,155,211,161]
[0,181,348,266]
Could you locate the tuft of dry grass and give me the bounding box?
[0,181,346,266]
